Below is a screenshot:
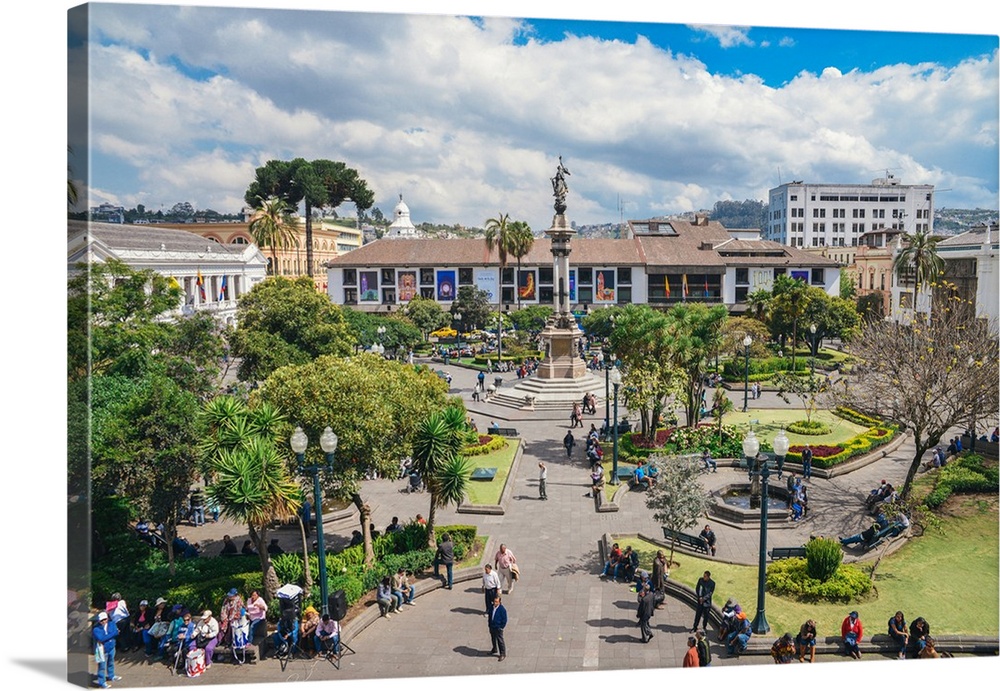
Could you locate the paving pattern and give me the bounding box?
[94,358,945,686]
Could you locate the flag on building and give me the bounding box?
[664,276,671,299]
[219,275,228,301]
[682,274,689,298]
[705,276,710,295]
[196,269,206,301]
[167,276,181,291]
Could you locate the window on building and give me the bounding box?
[344,288,357,304]
[343,269,357,286]
[735,268,749,284]
[420,269,435,285]
[231,236,249,244]
[869,273,874,290]
[880,272,886,290]
[618,267,632,285]
[790,194,798,201]
[501,287,515,304]
[381,268,395,284]
[774,268,786,279]
[539,286,554,303]
[501,268,514,284]
[811,268,825,286]
[538,267,553,284]
[735,287,749,302]
[459,268,473,285]
[578,286,594,304]
[420,287,434,299]
[578,267,593,284]
[617,287,632,304]
[382,288,396,304]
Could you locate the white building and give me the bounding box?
[889,223,999,326]
[68,220,268,326]
[383,194,423,239]
[767,175,934,249]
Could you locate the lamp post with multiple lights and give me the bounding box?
[290,426,338,615]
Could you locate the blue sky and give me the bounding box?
[66,1,999,230]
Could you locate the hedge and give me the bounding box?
[766,558,873,601]
[924,453,999,509]
[722,356,808,380]
[462,434,508,456]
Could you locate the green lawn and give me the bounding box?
[723,408,868,447]
[617,498,998,638]
[463,439,520,505]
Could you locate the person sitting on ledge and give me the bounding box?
[909,617,931,657]
[771,633,796,664]
[588,466,605,498]
[600,543,622,580]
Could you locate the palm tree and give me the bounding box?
[200,396,301,601]
[484,213,512,361]
[892,228,944,321]
[745,289,771,322]
[412,406,472,548]
[507,220,535,310]
[248,196,299,276]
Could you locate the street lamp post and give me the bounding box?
[609,366,622,484]
[774,428,790,480]
[598,352,612,433]
[742,335,752,412]
[290,426,339,616]
[809,323,818,379]
[742,429,771,635]
[454,313,462,357]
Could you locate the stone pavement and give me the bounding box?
[105,358,946,687]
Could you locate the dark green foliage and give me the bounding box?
[722,357,807,380]
[924,454,998,508]
[709,199,767,230]
[805,538,843,581]
[766,558,872,601]
[788,420,832,435]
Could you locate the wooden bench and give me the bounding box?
[493,427,518,437]
[768,546,806,560]
[470,467,498,481]
[662,527,709,554]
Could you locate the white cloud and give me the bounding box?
[77,6,998,228]
[688,24,754,48]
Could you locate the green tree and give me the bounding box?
[245,158,374,277]
[411,406,473,548]
[892,228,944,320]
[645,455,711,567]
[450,285,493,332]
[484,213,513,358]
[200,396,301,600]
[745,289,772,322]
[506,220,534,309]
[258,354,452,565]
[711,386,734,443]
[803,292,861,345]
[663,303,729,427]
[341,308,422,356]
[248,195,298,275]
[402,296,450,341]
[509,305,553,337]
[721,316,771,360]
[769,274,812,370]
[840,270,858,301]
[230,276,355,382]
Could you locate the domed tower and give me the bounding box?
[384,194,420,239]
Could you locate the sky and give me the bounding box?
[2,3,999,691]
[68,1,999,232]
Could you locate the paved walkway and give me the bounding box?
[104,359,943,686]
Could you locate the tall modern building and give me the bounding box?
[766,174,934,249]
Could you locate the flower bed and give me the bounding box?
[462,434,508,457]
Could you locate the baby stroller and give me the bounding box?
[406,469,423,493]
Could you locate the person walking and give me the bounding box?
[482,564,501,617]
[563,430,575,458]
[434,533,455,589]
[636,582,656,643]
[801,445,813,480]
[651,550,668,603]
[691,570,715,632]
[488,594,507,661]
[538,462,548,500]
[494,544,518,594]
[683,636,700,666]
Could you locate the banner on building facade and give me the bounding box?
[517,269,536,300]
[569,269,576,302]
[790,270,810,283]
[437,270,456,301]
[475,269,497,302]
[359,271,379,301]
[595,268,616,302]
[398,271,417,302]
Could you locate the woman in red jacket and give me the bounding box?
[841,611,863,659]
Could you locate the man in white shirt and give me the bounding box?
[482,564,501,616]
[538,462,548,500]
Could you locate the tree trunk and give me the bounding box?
[164,519,176,576]
[351,493,374,566]
[902,428,940,500]
[425,495,438,549]
[250,524,280,601]
[297,516,313,599]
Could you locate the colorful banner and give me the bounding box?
[595,269,615,302]
[437,270,456,301]
[475,269,497,302]
[517,269,536,300]
[790,270,810,283]
[219,274,228,301]
[682,273,689,298]
[664,275,671,299]
[569,269,576,302]
[196,269,206,301]
[359,271,379,301]
[398,271,417,302]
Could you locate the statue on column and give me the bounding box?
[551,156,571,215]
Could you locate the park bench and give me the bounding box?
[493,427,519,437]
[134,524,168,551]
[768,546,806,560]
[616,466,635,482]
[662,527,709,554]
[470,467,498,481]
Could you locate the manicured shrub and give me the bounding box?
[766,558,872,601]
[805,538,843,581]
[462,434,508,456]
[788,420,832,435]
